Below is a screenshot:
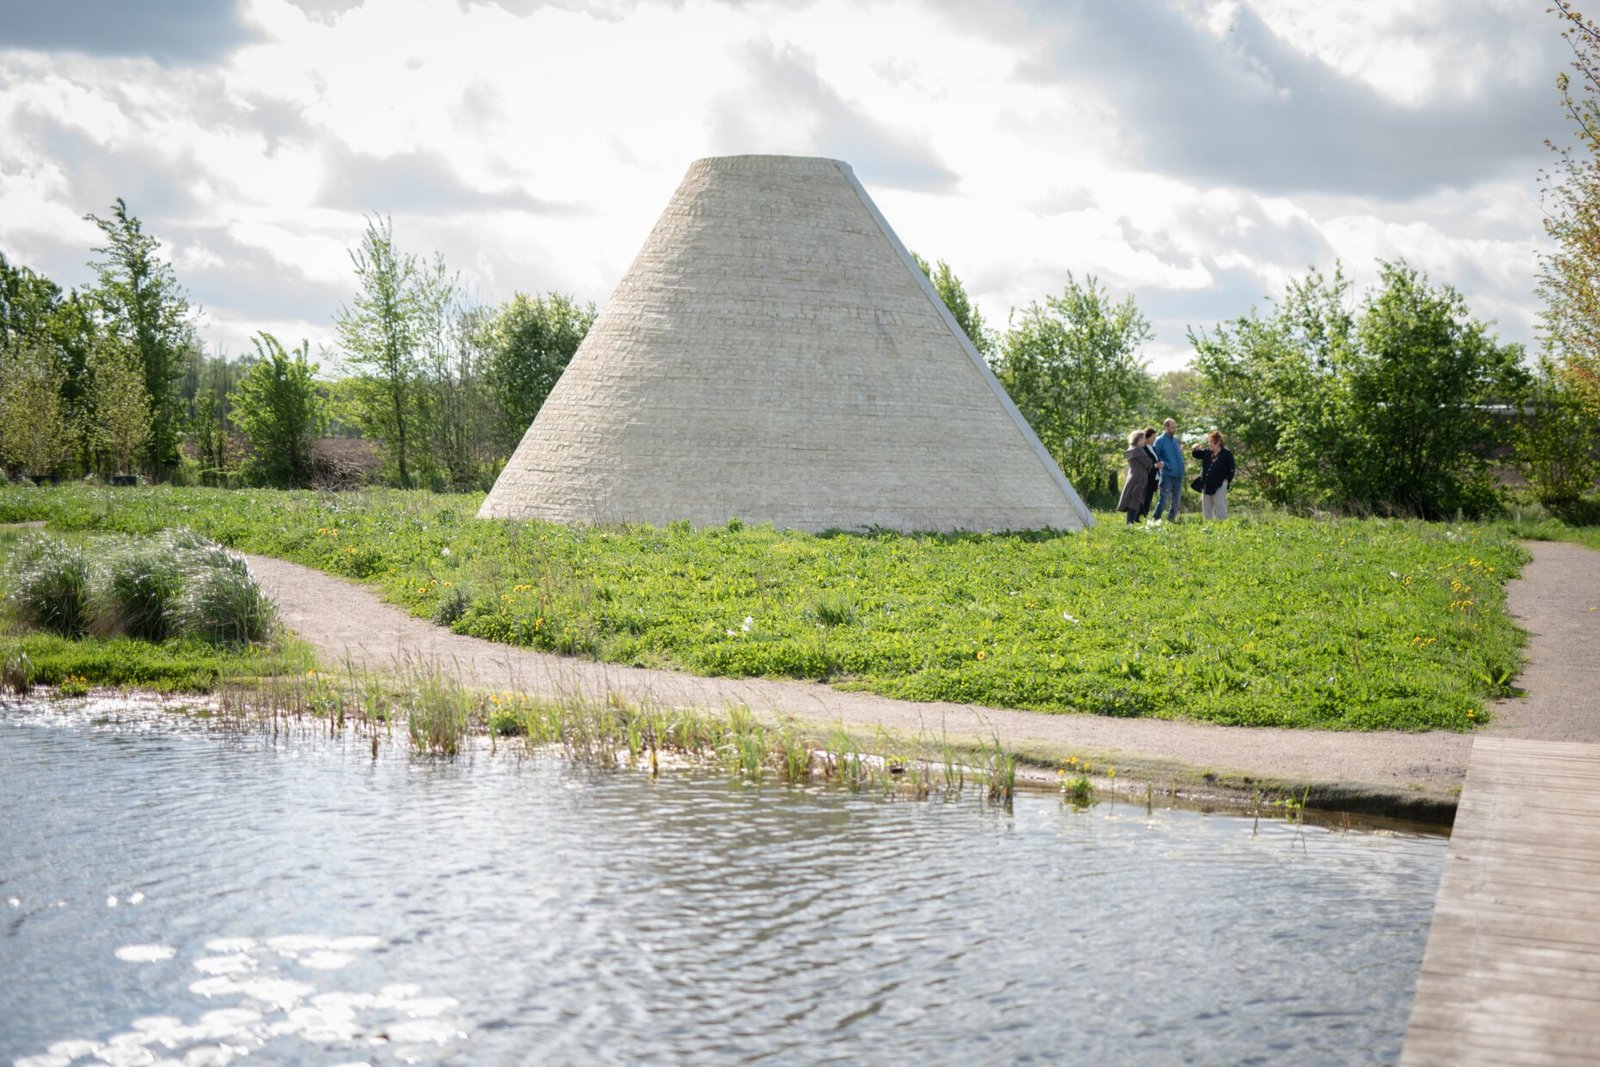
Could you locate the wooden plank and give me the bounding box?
[1401,738,1600,1066]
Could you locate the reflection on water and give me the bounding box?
[1,697,1446,1066]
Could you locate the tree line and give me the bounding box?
[0,208,594,492]
[0,204,1590,521]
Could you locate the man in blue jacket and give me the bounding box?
[1151,418,1185,521]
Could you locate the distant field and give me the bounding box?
[0,485,1533,731]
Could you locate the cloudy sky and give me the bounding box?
[0,0,1570,372]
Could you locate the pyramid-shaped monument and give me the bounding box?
[480,155,1095,532]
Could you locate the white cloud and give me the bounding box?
[0,0,1560,377]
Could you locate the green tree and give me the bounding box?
[84,336,151,477]
[1190,266,1355,503]
[1,251,66,351]
[85,199,195,477]
[412,256,504,490]
[993,274,1155,491]
[1542,1,1600,415]
[1517,356,1600,517]
[2,252,98,444]
[1152,368,1200,419]
[230,333,324,488]
[1342,262,1526,517]
[1192,261,1525,517]
[481,290,596,454]
[0,342,72,477]
[318,376,368,438]
[335,215,423,487]
[911,252,994,356]
[190,391,239,486]
[179,348,251,486]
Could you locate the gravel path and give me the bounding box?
[244,539,1600,819]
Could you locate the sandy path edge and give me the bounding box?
[243,539,1600,824]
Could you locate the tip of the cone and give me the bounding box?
[687,154,852,176]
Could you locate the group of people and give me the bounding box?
[1116,418,1235,524]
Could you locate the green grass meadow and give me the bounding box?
[0,484,1543,730]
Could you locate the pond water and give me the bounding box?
[1,698,1446,1066]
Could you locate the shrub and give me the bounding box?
[5,537,92,637]
[432,585,470,627]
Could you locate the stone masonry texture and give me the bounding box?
[479,154,1095,533]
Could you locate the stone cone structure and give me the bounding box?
[480,154,1095,532]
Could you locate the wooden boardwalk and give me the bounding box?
[1402,737,1600,1066]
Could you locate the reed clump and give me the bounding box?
[236,665,1023,803]
[406,668,474,756]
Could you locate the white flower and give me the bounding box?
[440,547,452,557]
[1062,612,1079,624]
[741,616,754,632]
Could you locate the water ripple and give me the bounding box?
[1,702,1445,1065]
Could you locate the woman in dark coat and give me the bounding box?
[1117,429,1155,524]
[1191,429,1236,520]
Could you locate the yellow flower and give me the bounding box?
[976,650,987,660]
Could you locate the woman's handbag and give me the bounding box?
[1190,475,1204,492]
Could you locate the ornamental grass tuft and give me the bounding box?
[5,536,93,637]
[3,529,276,650]
[100,545,184,641]
[176,563,276,647]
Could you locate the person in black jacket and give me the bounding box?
[1137,427,1161,521]
[1190,430,1236,520]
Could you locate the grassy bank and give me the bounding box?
[1,629,315,693]
[0,484,1537,730]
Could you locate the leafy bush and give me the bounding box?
[1516,362,1600,519]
